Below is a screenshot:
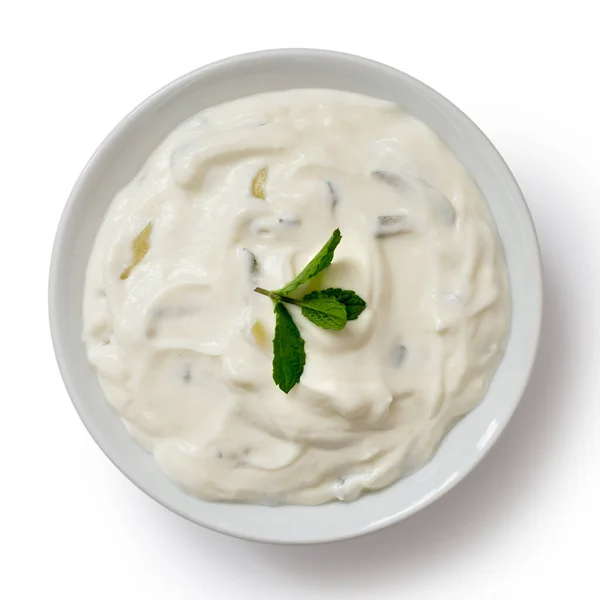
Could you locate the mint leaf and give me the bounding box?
[300,296,347,330]
[303,288,367,321]
[272,302,306,393]
[278,228,341,295]
[256,288,353,330]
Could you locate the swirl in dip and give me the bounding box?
[83,90,510,505]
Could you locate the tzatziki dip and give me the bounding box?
[83,89,510,505]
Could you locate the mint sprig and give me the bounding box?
[254,229,367,393]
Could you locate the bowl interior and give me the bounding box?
[50,49,541,544]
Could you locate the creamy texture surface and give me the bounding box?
[83,90,510,504]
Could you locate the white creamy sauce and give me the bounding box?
[83,90,510,505]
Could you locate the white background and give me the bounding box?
[2,1,599,598]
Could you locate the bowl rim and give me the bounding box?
[49,48,543,544]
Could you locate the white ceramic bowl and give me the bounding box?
[49,49,542,544]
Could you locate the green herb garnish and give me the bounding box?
[302,288,366,321]
[255,288,349,331]
[272,303,306,393]
[278,228,341,295]
[254,228,367,393]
